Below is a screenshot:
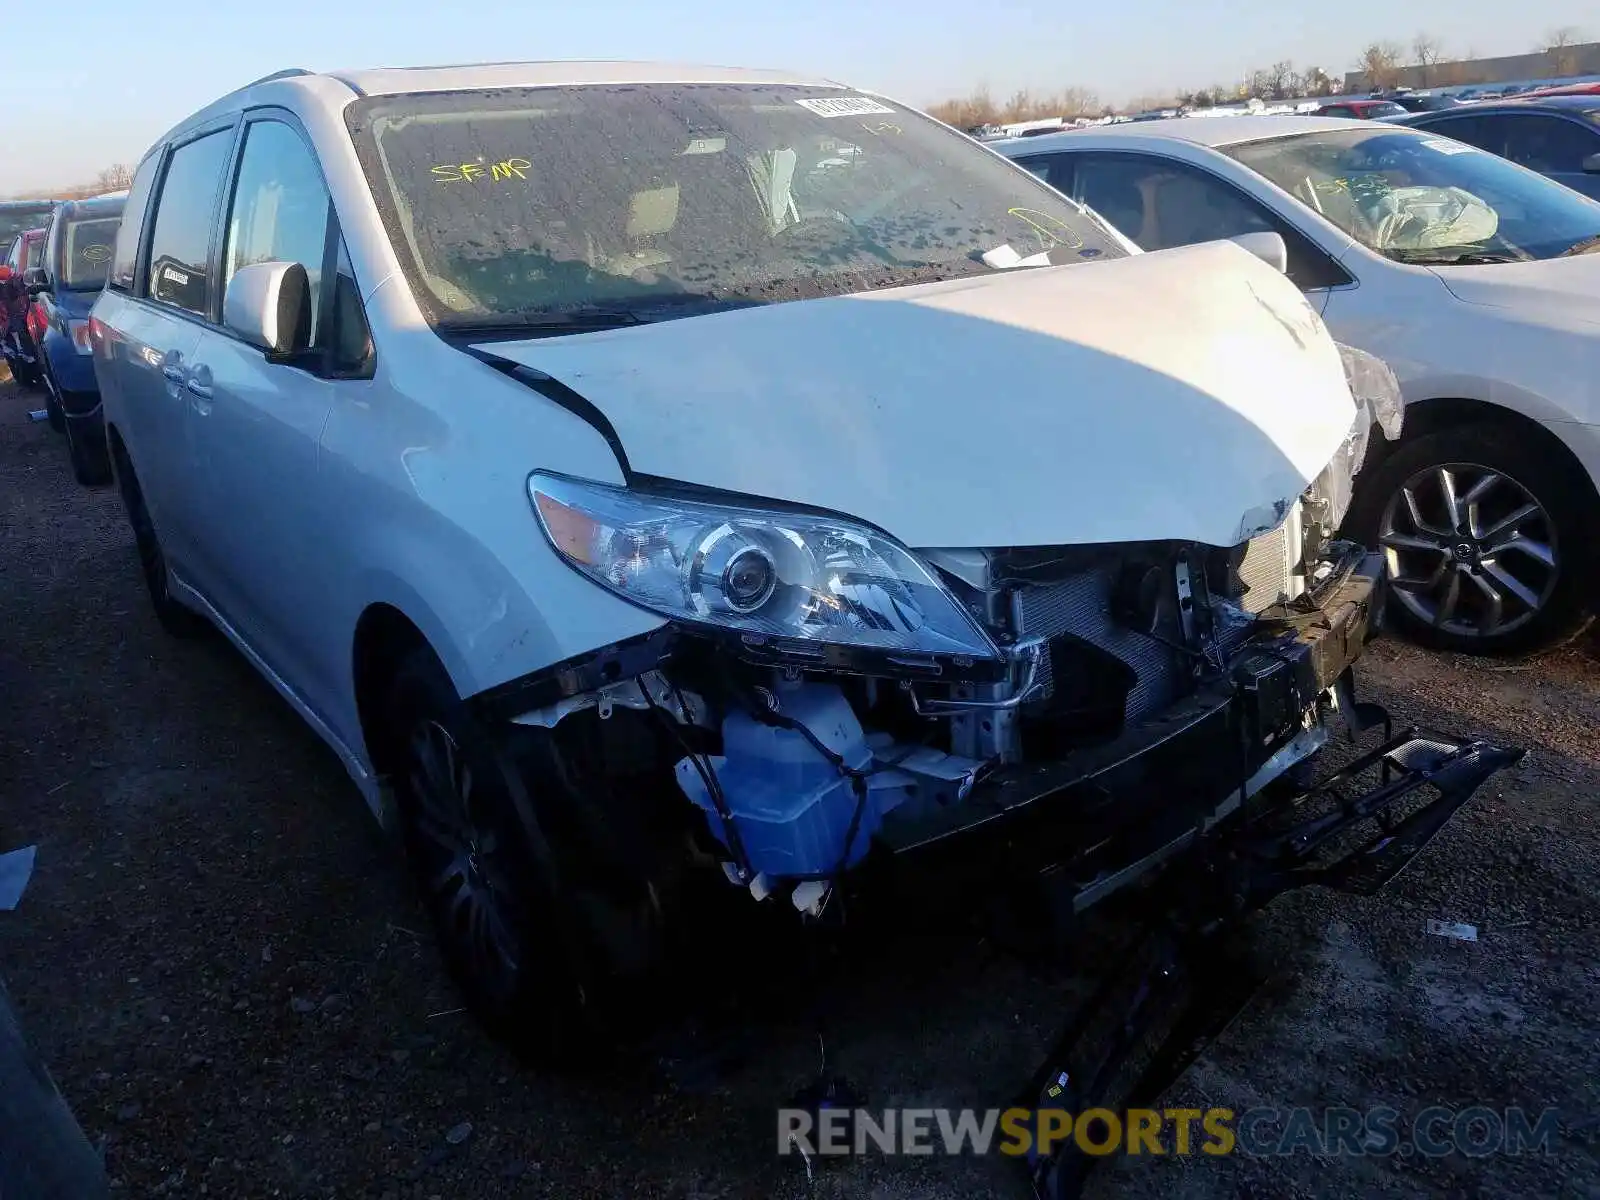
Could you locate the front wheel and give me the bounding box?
[1347,425,1594,654]
[383,651,668,1064]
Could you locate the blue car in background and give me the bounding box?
[27,195,123,484]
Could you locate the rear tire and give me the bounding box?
[43,375,64,433]
[1347,424,1594,655]
[383,650,669,1065]
[64,415,111,486]
[111,446,207,637]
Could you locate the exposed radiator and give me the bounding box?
[1015,568,1186,722]
[1013,509,1304,723]
[1234,504,1304,613]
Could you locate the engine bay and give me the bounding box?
[508,487,1378,915]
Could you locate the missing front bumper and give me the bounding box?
[1022,718,1523,1198]
[853,551,1389,910]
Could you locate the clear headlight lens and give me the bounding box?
[529,472,1000,661]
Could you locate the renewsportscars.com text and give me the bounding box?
[778,1105,1562,1159]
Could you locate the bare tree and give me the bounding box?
[93,164,133,193]
[928,83,1103,128]
[1357,41,1406,91]
[926,85,997,130]
[1544,27,1588,76]
[1412,33,1444,86]
[1303,66,1335,96]
[1056,87,1102,118]
[996,88,1032,123]
[1265,60,1296,100]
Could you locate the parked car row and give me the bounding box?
[994,115,1600,655]
[2,195,127,481]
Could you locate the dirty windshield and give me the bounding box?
[345,84,1126,328]
[1228,126,1600,263]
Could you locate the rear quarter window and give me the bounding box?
[110,155,162,293]
[144,129,235,316]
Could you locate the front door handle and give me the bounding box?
[186,362,214,413]
[161,364,186,383]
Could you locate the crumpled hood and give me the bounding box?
[478,240,1357,549]
[1432,252,1600,327]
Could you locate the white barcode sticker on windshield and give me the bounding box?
[795,96,896,118]
[1421,138,1476,154]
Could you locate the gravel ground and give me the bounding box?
[2,382,1597,1199]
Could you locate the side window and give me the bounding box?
[1321,107,1351,119]
[1074,154,1351,290]
[1414,115,1502,155]
[110,155,161,292]
[1500,115,1600,174]
[1014,153,1074,194]
[223,120,331,344]
[145,130,234,316]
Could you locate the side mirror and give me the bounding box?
[1582,152,1600,175]
[1229,231,1289,275]
[224,261,312,356]
[22,266,48,295]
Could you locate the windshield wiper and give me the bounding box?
[1557,233,1600,258]
[1386,248,1527,266]
[448,306,646,336]
[444,296,762,339]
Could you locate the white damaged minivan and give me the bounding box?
[91,62,1514,1058]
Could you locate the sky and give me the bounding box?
[2,0,1593,193]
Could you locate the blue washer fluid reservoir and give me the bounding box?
[675,682,883,880]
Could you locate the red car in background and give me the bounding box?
[1314,99,1410,119]
[1520,82,1600,98]
[2,227,49,388]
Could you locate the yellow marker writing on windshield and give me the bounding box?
[1007,207,1085,250]
[433,158,532,183]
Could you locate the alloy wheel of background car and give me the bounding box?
[1352,425,1593,655]
[1380,462,1557,639]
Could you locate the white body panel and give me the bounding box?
[482,241,1356,549]
[991,120,1600,485]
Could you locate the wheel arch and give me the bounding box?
[1362,397,1600,525]
[349,593,468,789]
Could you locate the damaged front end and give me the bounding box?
[481,346,1505,936]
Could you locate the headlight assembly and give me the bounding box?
[529,472,1000,664]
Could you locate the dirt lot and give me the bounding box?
[2,382,1597,1199]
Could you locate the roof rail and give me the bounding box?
[240,67,312,89]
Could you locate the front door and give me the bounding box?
[185,115,343,717]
